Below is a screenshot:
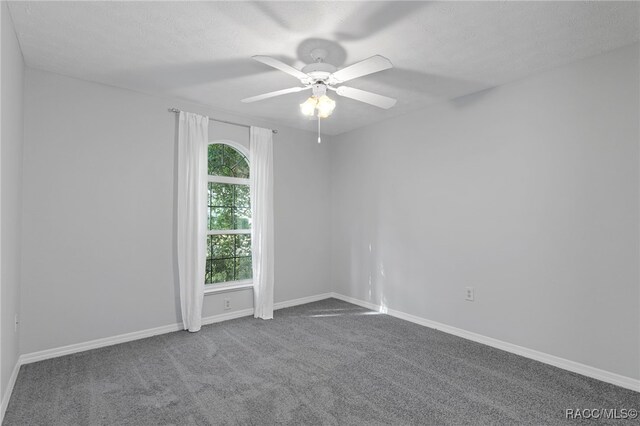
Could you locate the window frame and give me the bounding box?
[204,140,253,294]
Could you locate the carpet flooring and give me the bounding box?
[3,298,638,425]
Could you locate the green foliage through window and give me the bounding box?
[206,143,252,285]
[208,183,251,230]
[205,234,252,284]
[208,144,250,178]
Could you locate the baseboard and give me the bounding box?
[274,292,333,310]
[202,308,254,326]
[0,360,21,422]
[19,292,333,366]
[19,322,184,365]
[330,292,639,392]
[331,293,382,312]
[18,291,635,412]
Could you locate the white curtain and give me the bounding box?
[250,126,275,319]
[177,111,208,332]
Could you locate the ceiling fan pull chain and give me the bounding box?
[317,116,322,144]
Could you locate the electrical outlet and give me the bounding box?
[465,287,474,302]
[223,298,231,311]
[14,313,19,332]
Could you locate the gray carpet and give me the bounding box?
[4,299,638,425]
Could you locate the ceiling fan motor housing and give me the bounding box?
[311,83,327,97]
[302,62,337,83]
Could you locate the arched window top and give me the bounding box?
[208,143,249,179]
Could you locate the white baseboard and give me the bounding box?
[202,308,255,326]
[331,293,381,312]
[1,360,21,422]
[330,292,640,393]
[274,292,333,310]
[19,322,183,365]
[19,292,333,366]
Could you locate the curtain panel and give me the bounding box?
[250,126,275,319]
[177,111,208,332]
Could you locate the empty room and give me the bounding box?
[1,1,639,424]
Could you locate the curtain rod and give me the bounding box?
[168,108,278,134]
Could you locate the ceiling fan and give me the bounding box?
[241,48,397,119]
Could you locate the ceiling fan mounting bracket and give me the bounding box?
[309,48,329,63]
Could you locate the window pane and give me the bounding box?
[235,208,251,229]
[236,257,252,280]
[208,183,251,230]
[236,234,252,257]
[208,182,233,206]
[235,184,250,208]
[205,234,253,284]
[211,258,234,284]
[208,144,249,178]
[208,234,234,258]
[209,207,233,230]
[208,144,224,176]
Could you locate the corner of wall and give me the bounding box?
[0,0,26,420]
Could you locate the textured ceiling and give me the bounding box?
[8,1,640,135]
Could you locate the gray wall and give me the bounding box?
[1,2,24,403]
[20,68,331,354]
[330,44,639,379]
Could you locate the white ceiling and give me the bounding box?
[8,1,640,135]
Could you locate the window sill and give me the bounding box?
[204,281,253,295]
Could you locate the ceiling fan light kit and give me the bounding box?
[300,83,336,118]
[242,48,397,143]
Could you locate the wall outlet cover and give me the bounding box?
[465,287,474,302]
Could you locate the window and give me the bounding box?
[206,143,252,285]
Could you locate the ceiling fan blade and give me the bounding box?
[241,86,310,103]
[252,56,309,81]
[331,55,393,83]
[335,86,397,109]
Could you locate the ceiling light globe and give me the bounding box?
[300,97,317,117]
[316,95,336,118]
